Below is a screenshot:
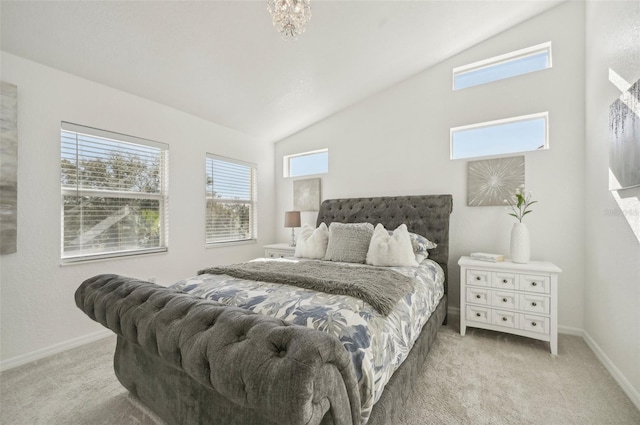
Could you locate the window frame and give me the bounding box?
[283,148,328,178]
[450,112,549,160]
[452,42,552,90]
[205,153,258,247]
[60,122,169,263]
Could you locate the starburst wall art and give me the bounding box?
[467,156,525,206]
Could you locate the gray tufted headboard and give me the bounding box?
[316,195,453,290]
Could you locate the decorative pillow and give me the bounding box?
[323,222,375,264]
[409,232,437,263]
[295,223,329,259]
[367,224,419,267]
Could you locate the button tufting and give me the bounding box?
[278,350,287,357]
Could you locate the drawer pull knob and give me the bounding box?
[476,313,481,317]
[503,279,508,284]
[476,276,481,281]
[532,302,537,307]
[532,282,538,286]
[532,322,537,327]
[502,298,507,303]
[476,295,481,299]
[502,317,507,322]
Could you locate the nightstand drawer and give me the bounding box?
[492,309,519,329]
[466,287,489,305]
[459,256,561,355]
[492,272,518,290]
[265,249,293,258]
[520,275,550,294]
[466,305,491,324]
[520,293,550,314]
[522,314,549,334]
[467,270,490,287]
[264,244,296,258]
[491,291,518,310]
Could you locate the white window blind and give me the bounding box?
[60,122,168,262]
[206,154,257,245]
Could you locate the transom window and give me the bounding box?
[453,42,552,90]
[206,154,257,245]
[60,122,168,262]
[283,149,328,177]
[450,112,548,160]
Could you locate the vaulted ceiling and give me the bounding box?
[1,1,562,143]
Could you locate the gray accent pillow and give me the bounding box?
[324,222,375,263]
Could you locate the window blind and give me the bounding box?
[61,122,168,261]
[205,154,257,245]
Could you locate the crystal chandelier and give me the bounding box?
[267,0,311,40]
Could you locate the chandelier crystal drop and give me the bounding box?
[267,0,311,40]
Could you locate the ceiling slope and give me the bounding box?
[1,0,562,143]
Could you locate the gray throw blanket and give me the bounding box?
[197,260,413,316]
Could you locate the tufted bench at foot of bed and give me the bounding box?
[75,274,361,425]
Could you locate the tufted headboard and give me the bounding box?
[316,195,453,289]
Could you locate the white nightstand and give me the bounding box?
[264,243,296,258]
[458,256,562,355]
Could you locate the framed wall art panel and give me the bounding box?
[467,156,525,206]
[0,81,18,254]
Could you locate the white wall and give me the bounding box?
[0,53,275,368]
[274,2,586,330]
[584,1,640,407]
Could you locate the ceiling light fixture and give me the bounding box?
[267,0,311,40]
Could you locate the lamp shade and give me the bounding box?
[284,211,301,228]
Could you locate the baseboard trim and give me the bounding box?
[583,330,640,412]
[558,324,584,336]
[2,313,639,414]
[447,311,638,409]
[0,329,112,372]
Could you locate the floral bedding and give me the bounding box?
[171,257,444,424]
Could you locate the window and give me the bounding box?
[283,149,328,177]
[206,154,257,245]
[450,112,548,160]
[453,42,551,90]
[60,122,168,262]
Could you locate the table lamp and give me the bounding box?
[284,211,301,247]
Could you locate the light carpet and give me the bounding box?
[1,321,639,425]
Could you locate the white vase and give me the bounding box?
[510,222,530,264]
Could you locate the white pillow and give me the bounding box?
[366,224,419,267]
[295,223,329,259]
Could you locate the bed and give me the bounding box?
[75,195,453,425]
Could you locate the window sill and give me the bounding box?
[206,239,257,249]
[60,247,168,266]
